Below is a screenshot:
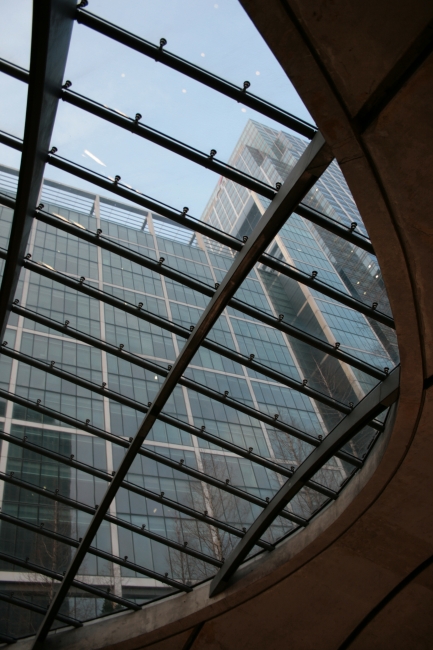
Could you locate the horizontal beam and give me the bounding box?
[0,589,81,628]
[0,424,279,545]
[48,153,379,265]
[13,303,369,477]
[209,366,400,596]
[0,470,194,591]
[0,437,221,569]
[1,312,363,472]
[13,304,334,482]
[0,549,141,611]
[62,89,278,199]
[14,204,374,410]
[0,122,376,258]
[75,9,316,139]
[33,205,392,346]
[20,254,386,382]
[0,386,302,537]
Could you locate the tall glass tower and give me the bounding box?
[202,121,397,424]
[0,125,395,636]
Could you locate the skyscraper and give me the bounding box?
[0,120,395,637]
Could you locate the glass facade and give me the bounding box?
[0,123,396,638]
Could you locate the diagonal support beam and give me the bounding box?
[33,131,334,643]
[209,366,400,596]
[0,0,75,342]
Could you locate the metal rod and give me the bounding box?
[12,303,371,469]
[0,127,377,257]
[32,205,392,336]
[20,256,386,381]
[0,550,140,611]
[0,433,251,565]
[0,332,364,470]
[0,590,81,628]
[14,200,385,402]
[34,132,333,643]
[209,367,400,596]
[75,9,317,139]
[0,467,272,553]
[0,470,191,591]
[0,347,307,522]
[62,90,279,198]
[0,0,76,343]
[48,152,378,261]
[13,303,346,479]
[0,386,305,533]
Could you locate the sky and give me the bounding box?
[0,0,314,218]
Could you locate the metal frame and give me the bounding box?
[14,254,387,380]
[0,3,399,644]
[0,427,299,533]
[0,550,140,611]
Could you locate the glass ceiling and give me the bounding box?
[0,0,399,644]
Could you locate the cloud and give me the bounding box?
[83,150,106,167]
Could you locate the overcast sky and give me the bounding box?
[0,0,313,217]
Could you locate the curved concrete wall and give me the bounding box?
[17,1,433,648]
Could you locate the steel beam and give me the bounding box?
[31,205,392,332]
[0,446,221,569]
[0,469,272,565]
[209,367,400,596]
[0,128,377,257]
[0,550,140,611]
[0,429,282,545]
[33,132,333,643]
[19,256,386,381]
[0,389,308,537]
[48,152,378,262]
[13,304,344,477]
[0,0,75,342]
[0,471,194,591]
[0,590,81,628]
[11,303,373,467]
[75,9,316,139]
[0,359,289,526]
[12,303,351,427]
[4,298,365,469]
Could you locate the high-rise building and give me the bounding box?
[202,120,398,418]
[0,120,395,637]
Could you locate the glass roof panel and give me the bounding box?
[0,0,399,641]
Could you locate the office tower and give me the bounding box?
[202,120,397,427]
[0,130,394,635]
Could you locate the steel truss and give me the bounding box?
[0,2,399,645]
